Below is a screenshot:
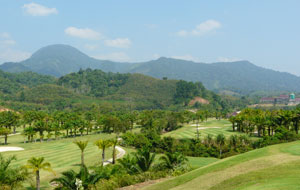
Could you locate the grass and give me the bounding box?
[1,131,117,189]
[187,157,219,169]
[143,141,300,190]
[164,119,254,139]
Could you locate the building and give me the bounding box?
[260,93,300,106]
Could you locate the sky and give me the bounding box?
[0,0,300,75]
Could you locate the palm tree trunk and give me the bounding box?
[4,135,7,144]
[81,151,84,166]
[112,145,116,164]
[102,147,105,166]
[36,170,40,190]
[219,145,222,158]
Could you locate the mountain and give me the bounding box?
[1,44,300,94]
[0,62,31,73]
[129,58,300,94]
[0,44,131,77]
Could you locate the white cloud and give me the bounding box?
[23,3,58,16]
[105,38,131,48]
[177,19,221,37]
[0,49,31,63]
[176,30,188,37]
[0,32,31,63]
[171,55,199,62]
[0,32,16,47]
[92,52,130,62]
[153,53,161,59]
[84,44,98,51]
[0,32,10,39]
[65,27,102,40]
[217,57,242,62]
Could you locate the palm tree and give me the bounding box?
[0,154,29,189]
[229,135,238,149]
[0,127,10,144]
[95,139,112,166]
[74,140,88,166]
[134,148,156,172]
[23,126,36,143]
[216,134,226,158]
[159,152,188,170]
[118,154,139,174]
[51,165,103,190]
[26,157,54,190]
[110,138,119,164]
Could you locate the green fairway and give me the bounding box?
[1,132,116,189]
[187,157,219,169]
[163,119,248,139]
[143,141,300,190]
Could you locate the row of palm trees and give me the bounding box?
[75,138,120,167]
[0,109,217,145]
[229,107,300,137]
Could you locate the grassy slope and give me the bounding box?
[144,141,300,190]
[163,119,254,139]
[1,132,116,189]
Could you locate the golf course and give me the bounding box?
[144,140,300,190]
[0,131,117,188]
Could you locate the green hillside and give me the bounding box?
[0,68,244,111]
[144,141,300,190]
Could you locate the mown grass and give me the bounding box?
[144,141,300,190]
[163,119,251,139]
[1,132,116,189]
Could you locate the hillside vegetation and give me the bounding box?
[0,68,245,111]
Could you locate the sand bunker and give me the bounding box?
[0,147,24,152]
[191,124,202,127]
[197,127,221,130]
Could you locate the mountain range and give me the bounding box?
[1,44,300,94]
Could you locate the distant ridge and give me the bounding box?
[1,44,300,94]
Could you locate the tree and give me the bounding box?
[0,111,20,134]
[134,148,156,172]
[216,134,226,158]
[74,140,89,167]
[118,155,139,174]
[159,152,188,170]
[23,126,36,143]
[110,138,119,164]
[95,139,112,166]
[195,111,204,140]
[0,127,10,144]
[0,154,29,189]
[26,157,54,190]
[51,165,103,190]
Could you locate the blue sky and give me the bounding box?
[1,0,300,75]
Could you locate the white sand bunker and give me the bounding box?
[0,147,24,152]
[191,124,202,127]
[197,127,221,130]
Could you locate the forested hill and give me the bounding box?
[1,44,300,95]
[57,69,232,110]
[0,69,245,111]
